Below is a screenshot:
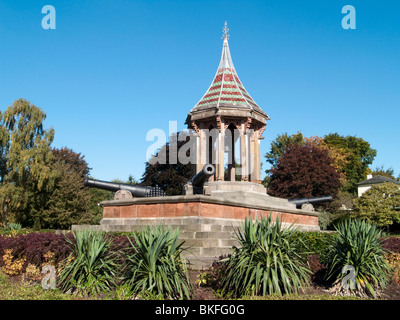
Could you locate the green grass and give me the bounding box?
[0,271,76,300]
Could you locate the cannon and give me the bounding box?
[288,195,332,210]
[84,178,166,200]
[185,164,215,195]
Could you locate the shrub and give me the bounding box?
[0,233,73,272]
[289,231,338,258]
[382,236,400,254]
[122,226,192,300]
[1,249,26,276]
[322,219,391,297]
[58,230,117,296]
[386,253,400,284]
[221,215,311,298]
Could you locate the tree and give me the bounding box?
[0,99,56,225]
[323,133,377,194]
[371,165,396,180]
[37,147,94,229]
[264,133,350,187]
[140,131,194,196]
[267,142,342,199]
[264,132,304,174]
[353,182,400,227]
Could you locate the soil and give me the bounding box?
[188,269,400,300]
[5,269,400,300]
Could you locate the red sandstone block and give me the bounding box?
[185,202,201,216]
[220,205,234,219]
[159,203,176,217]
[174,203,186,217]
[121,205,137,218]
[234,207,249,220]
[201,203,222,218]
[103,207,121,218]
[137,204,159,218]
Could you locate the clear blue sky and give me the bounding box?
[0,0,399,182]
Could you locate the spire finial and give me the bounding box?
[222,21,229,41]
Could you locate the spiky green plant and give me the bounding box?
[122,225,192,300]
[323,219,391,297]
[221,215,311,298]
[58,230,117,295]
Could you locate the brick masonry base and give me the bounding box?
[72,195,320,269]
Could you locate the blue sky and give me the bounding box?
[0,0,399,182]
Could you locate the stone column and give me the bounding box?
[249,130,255,182]
[216,124,225,181]
[251,130,261,183]
[240,125,249,181]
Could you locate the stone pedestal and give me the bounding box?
[72,192,320,270]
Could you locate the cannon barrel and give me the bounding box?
[84,178,164,197]
[191,164,215,189]
[288,195,332,209]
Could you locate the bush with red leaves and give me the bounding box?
[268,142,342,199]
[0,232,74,271]
[382,236,400,254]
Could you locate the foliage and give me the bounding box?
[58,230,117,295]
[0,232,72,272]
[122,225,192,299]
[267,142,342,199]
[323,133,377,194]
[0,99,57,226]
[0,270,76,300]
[386,253,400,284]
[37,147,95,229]
[140,131,194,196]
[353,182,400,227]
[221,215,311,297]
[289,231,338,257]
[382,236,400,254]
[371,166,397,180]
[6,222,22,231]
[1,249,26,275]
[322,219,391,297]
[264,132,304,174]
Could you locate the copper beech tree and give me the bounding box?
[267,142,342,199]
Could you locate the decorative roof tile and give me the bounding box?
[191,22,264,113]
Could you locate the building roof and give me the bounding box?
[189,22,267,116]
[357,175,400,186]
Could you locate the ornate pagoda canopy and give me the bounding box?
[186,22,270,126]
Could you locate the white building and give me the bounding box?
[356,174,400,197]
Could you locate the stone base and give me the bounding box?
[72,192,320,270]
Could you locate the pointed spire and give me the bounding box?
[191,22,265,113]
[219,21,234,70]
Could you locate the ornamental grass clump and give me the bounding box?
[122,226,192,300]
[323,219,391,298]
[58,230,117,296]
[221,215,311,298]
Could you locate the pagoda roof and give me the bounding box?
[189,23,269,119]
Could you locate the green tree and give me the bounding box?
[140,131,194,196]
[371,165,396,180]
[264,132,304,174]
[0,99,56,225]
[353,182,400,227]
[38,147,94,229]
[323,133,377,194]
